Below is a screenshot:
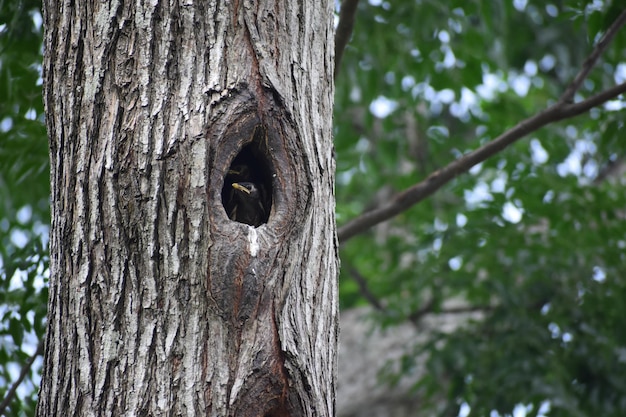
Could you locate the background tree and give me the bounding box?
[1,0,626,416]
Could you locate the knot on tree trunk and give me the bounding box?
[205,93,314,417]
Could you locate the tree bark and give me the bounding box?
[38,1,337,416]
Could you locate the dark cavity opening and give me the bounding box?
[222,125,273,227]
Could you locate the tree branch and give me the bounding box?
[334,0,360,79]
[337,11,626,245]
[0,340,43,416]
[593,156,625,184]
[559,9,626,104]
[347,266,386,312]
[407,301,493,327]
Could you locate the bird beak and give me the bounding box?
[232,183,251,194]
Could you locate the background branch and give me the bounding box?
[334,0,360,79]
[407,301,493,327]
[0,340,43,416]
[347,266,386,312]
[559,9,626,103]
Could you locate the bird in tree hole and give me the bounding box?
[224,165,269,227]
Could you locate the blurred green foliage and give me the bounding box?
[336,0,626,416]
[0,0,48,415]
[2,0,626,415]
[0,0,48,214]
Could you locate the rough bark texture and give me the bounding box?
[38,1,337,416]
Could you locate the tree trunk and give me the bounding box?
[38,1,337,416]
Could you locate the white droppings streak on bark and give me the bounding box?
[248,226,259,257]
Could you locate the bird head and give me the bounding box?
[227,182,266,227]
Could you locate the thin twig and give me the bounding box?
[334,0,360,79]
[348,266,386,312]
[406,298,436,327]
[337,10,626,244]
[0,339,44,416]
[593,156,625,184]
[560,9,626,104]
[408,302,494,325]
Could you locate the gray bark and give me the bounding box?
[38,1,337,416]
